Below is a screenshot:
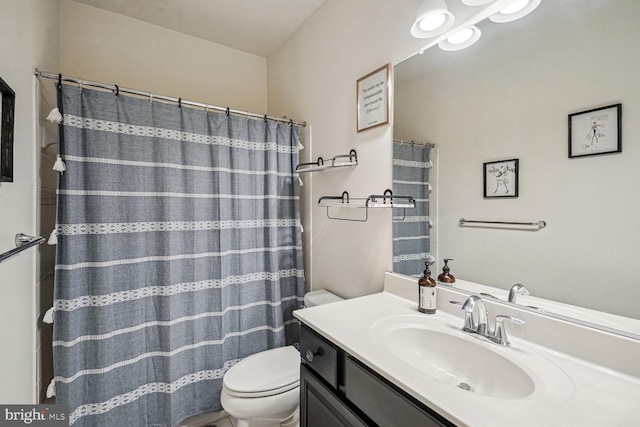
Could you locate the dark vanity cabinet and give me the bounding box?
[299,323,456,427]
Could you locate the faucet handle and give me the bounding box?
[493,315,525,346]
[449,300,475,331]
[509,283,530,303]
[452,297,481,332]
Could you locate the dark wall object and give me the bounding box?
[0,76,16,182]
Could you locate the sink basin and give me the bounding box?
[371,315,552,399]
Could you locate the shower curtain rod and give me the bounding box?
[393,138,435,148]
[35,69,307,127]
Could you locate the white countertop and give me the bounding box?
[294,291,640,427]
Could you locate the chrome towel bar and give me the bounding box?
[459,218,547,229]
[0,233,46,263]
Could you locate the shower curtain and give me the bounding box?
[392,142,432,277]
[52,84,304,426]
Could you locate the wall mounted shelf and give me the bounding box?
[296,149,358,173]
[318,190,415,222]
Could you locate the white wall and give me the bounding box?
[267,0,429,298]
[270,0,640,318]
[60,0,267,112]
[394,1,640,317]
[0,0,60,403]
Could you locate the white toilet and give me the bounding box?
[220,290,343,427]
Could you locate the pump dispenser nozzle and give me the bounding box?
[438,258,455,285]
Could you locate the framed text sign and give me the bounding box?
[356,64,390,132]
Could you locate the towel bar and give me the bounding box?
[459,218,547,229]
[0,233,46,263]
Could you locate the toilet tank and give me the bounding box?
[304,289,343,307]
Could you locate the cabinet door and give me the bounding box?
[344,356,455,427]
[300,364,368,427]
[300,324,340,388]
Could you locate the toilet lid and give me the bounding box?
[223,346,300,397]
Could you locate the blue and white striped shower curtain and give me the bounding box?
[51,84,304,426]
[392,142,432,277]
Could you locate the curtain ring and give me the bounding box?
[178,98,182,108]
[57,74,62,89]
[264,114,268,123]
[289,119,293,127]
[149,93,153,104]
[226,107,230,117]
[114,85,119,97]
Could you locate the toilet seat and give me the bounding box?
[223,346,300,398]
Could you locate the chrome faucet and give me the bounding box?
[461,295,489,335]
[508,283,530,303]
[458,295,524,346]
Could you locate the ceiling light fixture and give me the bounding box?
[438,26,482,51]
[489,0,542,23]
[411,0,455,39]
[460,0,493,5]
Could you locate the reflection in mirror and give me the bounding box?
[393,0,640,339]
[392,141,435,277]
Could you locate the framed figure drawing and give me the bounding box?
[484,159,518,198]
[568,103,621,158]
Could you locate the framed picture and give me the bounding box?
[0,76,15,182]
[484,159,518,198]
[568,103,621,158]
[356,64,390,132]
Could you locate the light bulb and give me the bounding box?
[448,28,474,45]
[419,12,447,32]
[500,0,529,15]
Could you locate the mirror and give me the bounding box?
[393,0,640,338]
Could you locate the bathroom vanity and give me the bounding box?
[299,323,453,427]
[294,274,640,427]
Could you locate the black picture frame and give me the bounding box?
[0,76,16,182]
[568,103,621,158]
[484,159,519,198]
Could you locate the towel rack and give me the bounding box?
[459,218,547,229]
[318,189,415,222]
[296,149,358,173]
[0,233,46,263]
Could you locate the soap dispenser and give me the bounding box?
[437,258,455,286]
[418,261,437,314]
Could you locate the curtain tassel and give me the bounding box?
[53,155,67,174]
[426,182,432,191]
[426,160,433,168]
[298,141,305,151]
[48,229,58,245]
[46,379,56,398]
[43,307,55,324]
[298,176,304,187]
[46,108,63,124]
[300,224,305,233]
[428,217,433,227]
